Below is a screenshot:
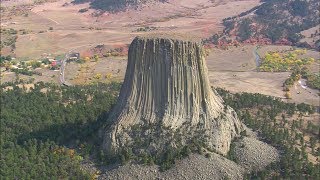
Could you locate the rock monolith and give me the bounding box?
[102,35,243,156]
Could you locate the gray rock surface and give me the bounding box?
[99,154,244,180]
[102,36,244,156]
[232,137,280,172]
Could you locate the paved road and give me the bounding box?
[60,51,73,86]
[253,46,261,69]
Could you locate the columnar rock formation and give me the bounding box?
[102,35,243,156]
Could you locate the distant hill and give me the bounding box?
[207,0,319,46]
[73,0,166,11]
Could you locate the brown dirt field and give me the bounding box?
[289,80,320,106]
[205,45,289,99]
[206,45,256,72]
[300,25,320,45]
[0,67,60,84]
[1,72,17,83]
[2,0,260,58]
[34,68,60,83]
[209,71,290,98]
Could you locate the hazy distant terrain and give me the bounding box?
[1,0,260,58]
[212,0,320,47]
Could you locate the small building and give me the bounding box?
[51,61,57,67]
[69,53,80,61]
[51,60,61,67]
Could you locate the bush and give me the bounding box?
[78,8,88,13]
[12,68,34,76]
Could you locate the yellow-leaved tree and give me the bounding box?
[94,73,102,79]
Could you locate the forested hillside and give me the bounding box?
[0,81,120,179]
[73,0,166,11]
[212,0,319,46]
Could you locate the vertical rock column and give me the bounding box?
[103,36,243,156]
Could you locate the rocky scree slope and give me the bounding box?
[100,153,244,180]
[232,137,280,172]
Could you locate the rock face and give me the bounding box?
[102,35,243,156]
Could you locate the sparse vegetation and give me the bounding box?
[0,28,18,53]
[135,26,157,32]
[221,0,319,44]
[11,68,36,76]
[282,66,320,91]
[103,47,127,57]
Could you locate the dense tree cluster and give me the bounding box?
[259,49,314,72]
[216,88,320,179]
[0,81,120,179]
[237,19,253,41]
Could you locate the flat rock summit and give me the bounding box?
[102,35,243,156]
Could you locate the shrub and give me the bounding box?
[78,8,88,13]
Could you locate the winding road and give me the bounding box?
[253,46,261,69]
[59,51,73,86]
